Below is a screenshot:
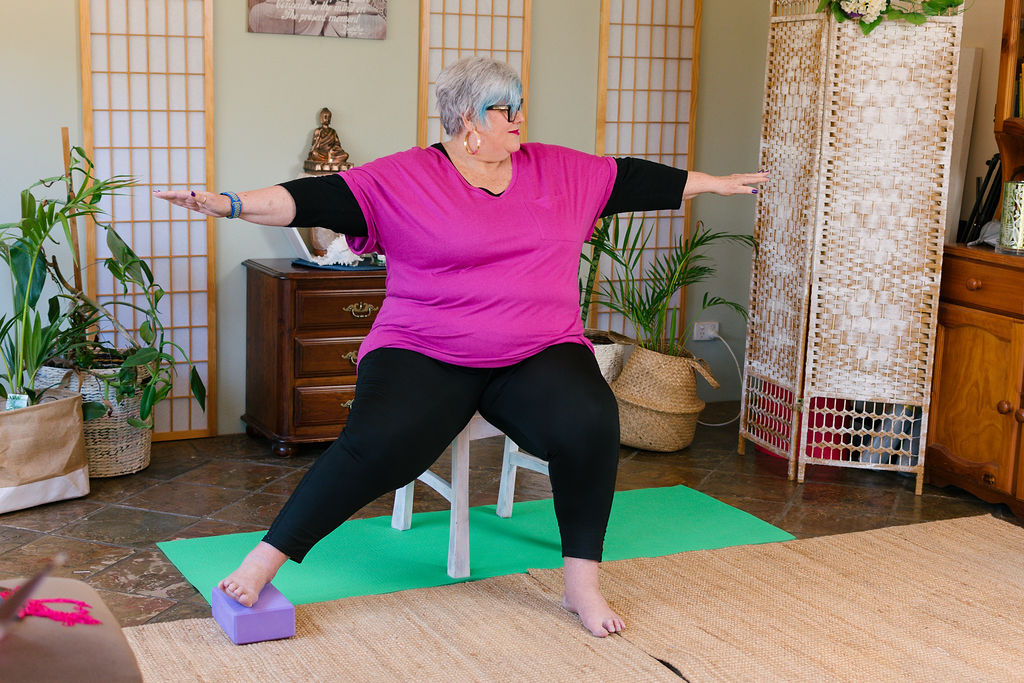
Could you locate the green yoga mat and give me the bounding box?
[158,485,793,606]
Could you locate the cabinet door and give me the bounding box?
[929,303,1024,494]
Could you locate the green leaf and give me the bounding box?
[139,320,155,344]
[127,417,150,429]
[10,237,47,313]
[860,15,884,33]
[139,383,156,420]
[831,2,847,22]
[190,366,207,411]
[82,401,109,421]
[122,347,160,367]
[816,0,831,12]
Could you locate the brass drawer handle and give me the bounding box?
[983,472,996,486]
[342,351,359,365]
[965,277,982,291]
[343,302,378,318]
[341,399,354,409]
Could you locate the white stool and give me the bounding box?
[391,412,550,578]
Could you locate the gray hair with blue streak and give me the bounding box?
[435,56,522,136]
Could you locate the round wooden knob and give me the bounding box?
[965,277,982,291]
[1016,409,1024,424]
[983,472,996,485]
[998,400,1013,414]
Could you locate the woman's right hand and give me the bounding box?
[152,189,230,218]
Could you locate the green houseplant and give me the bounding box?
[35,149,207,477]
[597,213,756,451]
[0,147,136,511]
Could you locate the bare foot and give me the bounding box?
[217,541,288,607]
[561,556,625,637]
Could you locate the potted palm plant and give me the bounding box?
[36,149,207,477]
[598,214,756,451]
[0,149,133,511]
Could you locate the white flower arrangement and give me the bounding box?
[816,0,964,34]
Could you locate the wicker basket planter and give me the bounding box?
[586,329,633,383]
[36,366,152,478]
[612,346,719,452]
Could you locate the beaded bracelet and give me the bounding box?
[220,191,242,219]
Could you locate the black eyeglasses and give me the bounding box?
[485,99,524,122]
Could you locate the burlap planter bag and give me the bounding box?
[0,389,90,514]
[612,346,720,452]
[586,330,634,383]
[36,366,152,478]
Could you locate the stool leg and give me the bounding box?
[392,482,414,531]
[496,437,518,519]
[447,433,471,579]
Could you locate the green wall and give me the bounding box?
[0,1,1003,434]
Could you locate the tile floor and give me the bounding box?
[1,402,1019,627]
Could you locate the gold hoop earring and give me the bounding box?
[463,129,482,156]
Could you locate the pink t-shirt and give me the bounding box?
[342,142,618,367]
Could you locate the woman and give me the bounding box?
[155,56,765,638]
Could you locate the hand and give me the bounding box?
[683,170,770,200]
[152,189,230,218]
[710,171,769,196]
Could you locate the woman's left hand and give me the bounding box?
[683,170,769,200]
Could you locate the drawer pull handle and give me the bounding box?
[998,401,1012,415]
[341,399,354,409]
[983,472,996,486]
[1016,409,1024,424]
[343,351,359,365]
[965,277,982,291]
[344,302,378,318]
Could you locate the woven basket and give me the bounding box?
[36,366,153,478]
[611,346,719,452]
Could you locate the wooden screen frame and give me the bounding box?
[79,0,217,440]
[417,0,533,148]
[592,0,702,336]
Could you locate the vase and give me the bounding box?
[36,366,152,478]
[0,389,89,513]
[612,346,719,452]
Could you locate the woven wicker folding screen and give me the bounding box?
[740,1,961,494]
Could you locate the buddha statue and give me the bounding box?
[304,107,352,173]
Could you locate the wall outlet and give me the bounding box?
[692,321,719,341]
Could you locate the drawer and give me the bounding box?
[941,256,1024,318]
[294,386,355,427]
[294,337,362,380]
[295,289,384,331]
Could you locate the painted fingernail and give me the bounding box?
[190,191,196,197]
[752,189,759,194]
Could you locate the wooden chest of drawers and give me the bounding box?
[241,258,386,456]
[927,245,1024,516]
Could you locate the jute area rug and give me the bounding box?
[124,515,1024,682]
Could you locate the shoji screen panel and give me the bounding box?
[592,0,700,335]
[80,0,216,440]
[417,0,532,147]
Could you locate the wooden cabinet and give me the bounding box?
[241,258,386,456]
[927,246,1024,515]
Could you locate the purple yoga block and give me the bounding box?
[211,583,296,645]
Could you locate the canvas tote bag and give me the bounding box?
[0,390,89,514]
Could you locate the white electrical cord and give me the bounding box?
[696,332,742,427]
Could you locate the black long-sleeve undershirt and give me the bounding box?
[279,144,687,237]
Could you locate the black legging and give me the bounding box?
[263,342,620,562]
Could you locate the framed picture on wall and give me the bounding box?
[247,0,387,39]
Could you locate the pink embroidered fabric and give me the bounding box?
[1,588,102,627]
